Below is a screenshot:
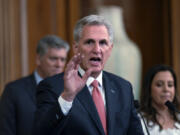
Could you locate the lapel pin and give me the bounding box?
[110,89,115,93]
[56,114,59,120]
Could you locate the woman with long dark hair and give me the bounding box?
[139,64,180,135]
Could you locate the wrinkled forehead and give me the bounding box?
[81,24,110,39]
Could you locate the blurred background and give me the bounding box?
[0,0,180,98]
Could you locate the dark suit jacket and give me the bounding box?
[0,74,37,135]
[34,71,144,135]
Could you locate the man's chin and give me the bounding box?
[90,66,102,71]
[83,65,102,73]
[51,71,62,76]
[89,67,102,76]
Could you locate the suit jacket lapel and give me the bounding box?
[77,86,105,135]
[103,73,120,135]
[26,74,37,104]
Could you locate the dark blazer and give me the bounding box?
[0,74,37,135]
[34,71,144,135]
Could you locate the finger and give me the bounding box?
[81,68,93,82]
[73,53,82,64]
[74,54,84,70]
[64,54,82,78]
[65,54,79,71]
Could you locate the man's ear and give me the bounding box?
[108,43,113,57]
[36,54,41,66]
[110,43,113,52]
[111,43,114,49]
[73,41,78,54]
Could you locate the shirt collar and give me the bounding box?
[78,66,103,87]
[34,70,43,84]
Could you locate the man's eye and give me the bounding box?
[49,57,57,61]
[60,58,66,62]
[85,40,94,45]
[99,40,107,45]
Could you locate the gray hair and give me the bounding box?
[36,35,70,57]
[73,15,114,44]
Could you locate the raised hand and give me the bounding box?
[61,53,92,101]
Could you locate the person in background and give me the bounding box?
[139,64,180,135]
[0,35,70,135]
[33,15,144,135]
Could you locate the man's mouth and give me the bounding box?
[90,57,101,61]
[89,57,101,66]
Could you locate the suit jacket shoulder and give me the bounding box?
[5,74,36,91]
[2,74,37,101]
[0,74,37,135]
[103,70,131,85]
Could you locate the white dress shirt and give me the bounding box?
[34,70,43,85]
[58,67,106,115]
[139,114,180,135]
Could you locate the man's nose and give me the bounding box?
[55,59,62,67]
[93,43,101,52]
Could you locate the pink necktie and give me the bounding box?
[92,80,107,135]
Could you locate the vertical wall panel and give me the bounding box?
[0,0,21,95]
[66,0,80,58]
[0,0,4,95]
[27,0,54,73]
[20,0,29,76]
[56,0,68,40]
[27,0,80,72]
[171,0,180,93]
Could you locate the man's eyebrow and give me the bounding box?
[84,39,95,43]
[99,39,107,42]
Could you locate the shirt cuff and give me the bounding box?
[58,95,73,115]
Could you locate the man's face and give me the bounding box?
[74,25,113,77]
[36,48,68,78]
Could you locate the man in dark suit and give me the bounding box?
[0,35,70,135]
[33,15,144,135]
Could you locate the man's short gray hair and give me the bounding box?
[36,35,70,57]
[73,15,114,44]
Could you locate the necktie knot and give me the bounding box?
[91,80,99,88]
